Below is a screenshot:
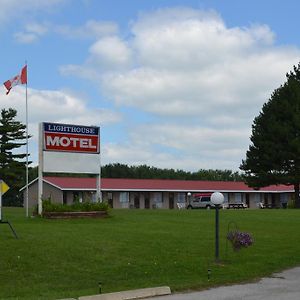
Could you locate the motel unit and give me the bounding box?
[23,176,293,209]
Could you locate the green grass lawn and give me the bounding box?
[1,208,300,300]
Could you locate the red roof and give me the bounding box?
[43,177,294,193]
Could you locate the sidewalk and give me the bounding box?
[148,266,300,300]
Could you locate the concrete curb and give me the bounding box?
[78,286,171,300]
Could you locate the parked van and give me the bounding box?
[186,193,213,209]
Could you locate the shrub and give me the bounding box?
[287,199,296,209]
[42,200,109,213]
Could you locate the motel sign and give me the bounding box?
[40,122,100,174]
[43,122,100,154]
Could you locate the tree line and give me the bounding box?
[101,163,242,181]
[28,164,242,181]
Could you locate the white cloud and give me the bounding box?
[57,20,119,39]
[88,36,132,69]
[61,7,300,170]
[13,32,38,44]
[59,36,132,78]
[26,22,48,35]
[0,85,122,165]
[103,123,251,170]
[131,8,275,69]
[66,8,299,117]
[14,19,119,44]
[0,0,66,24]
[246,24,275,45]
[98,9,297,120]
[59,64,100,81]
[14,22,48,43]
[0,85,121,139]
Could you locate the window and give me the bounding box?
[119,192,129,203]
[73,191,83,203]
[223,193,229,203]
[153,192,162,203]
[91,192,97,203]
[201,197,210,202]
[153,192,163,208]
[235,193,242,203]
[176,193,186,203]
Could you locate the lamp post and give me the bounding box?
[187,192,191,206]
[211,192,224,263]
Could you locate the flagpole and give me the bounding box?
[25,61,29,218]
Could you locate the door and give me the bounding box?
[271,194,276,208]
[134,194,140,209]
[63,191,67,204]
[169,193,174,209]
[246,193,250,208]
[145,193,150,209]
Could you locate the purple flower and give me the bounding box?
[227,231,254,251]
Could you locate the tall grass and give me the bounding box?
[1,208,300,299]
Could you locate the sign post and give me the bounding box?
[0,180,18,239]
[38,122,101,214]
[0,180,9,221]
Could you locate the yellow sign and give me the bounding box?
[0,180,9,195]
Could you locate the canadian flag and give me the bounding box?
[3,65,27,95]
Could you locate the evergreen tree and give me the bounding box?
[240,63,300,207]
[0,108,30,206]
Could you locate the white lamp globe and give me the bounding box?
[211,192,224,205]
[187,192,191,196]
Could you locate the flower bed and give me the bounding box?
[40,200,109,219]
[42,210,108,219]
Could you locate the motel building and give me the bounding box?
[25,122,293,210]
[23,176,294,210]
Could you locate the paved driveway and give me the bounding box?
[149,267,300,300]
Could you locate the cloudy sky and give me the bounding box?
[1,0,300,171]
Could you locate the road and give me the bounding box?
[148,267,300,300]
